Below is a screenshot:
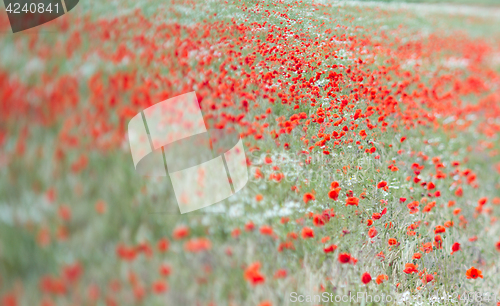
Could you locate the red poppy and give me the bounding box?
[58,205,72,221]
[259,225,273,236]
[152,280,168,294]
[157,238,169,253]
[159,264,171,277]
[244,262,265,285]
[95,200,107,214]
[388,238,397,246]
[350,256,358,265]
[368,227,378,238]
[273,269,287,279]
[434,235,443,249]
[423,274,434,284]
[361,272,372,284]
[434,225,446,234]
[173,226,190,240]
[403,263,418,274]
[346,197,359,206]
[478,197,488,206]
[303,193,315,204]
[376,274,388,284]
[231,228,241,238]
[338,253,351,264]
[313,214,326,227]
[301,227,314,239]
[328,188,340,200]
[184,238,211,253]
[324,244,337,253]
[245,221,255,231]
[377,181,387,189]
[466,267,483,279]
[451,242,461,255]
[421,242,433,253]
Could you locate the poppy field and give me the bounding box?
[1,0,500,305]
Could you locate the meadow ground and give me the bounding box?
[1,0,500,305]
